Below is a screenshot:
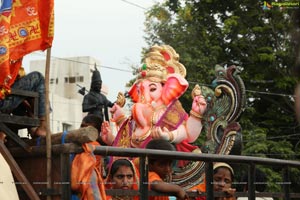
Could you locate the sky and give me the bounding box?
[23,0,163,100]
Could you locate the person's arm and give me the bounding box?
[150,180,188,200]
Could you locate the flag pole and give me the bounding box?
[45,48,52,200]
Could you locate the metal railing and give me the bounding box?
[9,143,300,200]
[91,145,300,200]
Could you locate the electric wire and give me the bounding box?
[29,52,296,98]
[120,0,147,10]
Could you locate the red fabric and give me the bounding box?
[175,139,198,152]
[175,139,198,167]
[0,0,54,99]
[194,197,206,200]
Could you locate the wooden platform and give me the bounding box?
[5,126,98,200]
[13,150,68,200]
[0,89,40,151]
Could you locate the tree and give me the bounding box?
[144,0,300,192]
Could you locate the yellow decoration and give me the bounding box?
[215,88,222,97]
[116,92,126,107]
[192,84,202,99]
[137,45,186,83]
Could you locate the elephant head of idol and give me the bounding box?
[128,45,189,128]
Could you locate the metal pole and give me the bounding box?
[139,156,149,199]
[248,163,255,200]
[205,161,213,200]
[283,166,290,200]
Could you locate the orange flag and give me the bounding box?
[0,0,54,100]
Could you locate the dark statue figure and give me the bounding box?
[82,66,114,121]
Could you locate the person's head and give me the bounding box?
[213,162,234,192]
[108,158,137,190]
[80,114,103,132]
[242,168,267,192]
[17,66,26,79]
[146,139,176,181]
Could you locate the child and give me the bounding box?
[213,162,236,200]
[146,139,189,200]
[80,114,106,144]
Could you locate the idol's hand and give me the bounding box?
[100,121,114,145]
[192,95,207,115]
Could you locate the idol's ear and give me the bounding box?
[162,74,188,106]
[128,83,139,103]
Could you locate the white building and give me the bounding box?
[28,56,110,133]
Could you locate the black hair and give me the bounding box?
[241,168,267,192]
[81,114,103,132]
[145,139,176,164]
[146,139,176,151]
[109,159,134,177]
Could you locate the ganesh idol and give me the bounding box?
[101,45,207,152]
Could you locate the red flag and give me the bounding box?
[0,0,54,99]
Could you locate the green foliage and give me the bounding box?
[223,16,240,34]
[242,127,269,157]
[144,0,300,193]
[268,140,294,160]
[263,167,282,192]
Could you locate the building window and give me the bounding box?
[50,78,59,84]
[76,76,84,82]
[69,77,76,83]
[64,76,82,83]
[62,123,71,132]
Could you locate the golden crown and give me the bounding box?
[137,45,186,82]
